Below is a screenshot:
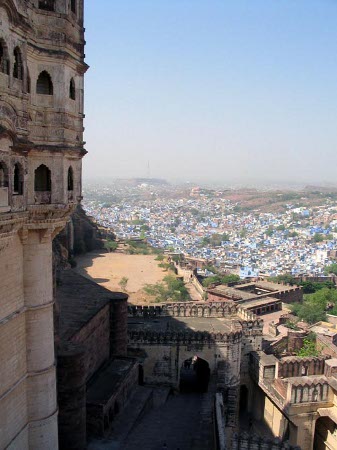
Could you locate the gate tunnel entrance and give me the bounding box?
[314,416,337,450]
[179,356,210,393]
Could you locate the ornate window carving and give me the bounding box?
[67,167,74,191]
[69,78,76,100]
[0,162,8,187]
[27,69,31,94]
[0,39,10,75]
[13,163,23,195]
[13,47,23,80]
[35,164,51,192]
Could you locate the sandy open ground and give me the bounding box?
[75,251,168,304]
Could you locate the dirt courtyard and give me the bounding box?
[75,251,168,304]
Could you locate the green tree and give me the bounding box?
[204,264,218,274]
[119,277,128,291]
[131,219,145,225]
[144,275,190,303]
[155,253,165,261]
[300,280,335,294]
[210,233,223,246]
[270,274,296,285]
[324,263,337,275]
[313,233,324,243]
[291,288,337,324]
[240,229,247,239]
[202,275,223,288]
[202,273,240,288]
[104,240,118,252]
[221,274,240,284]
[200,236,211,247]
[295,338,319,357]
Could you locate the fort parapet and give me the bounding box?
[128,329,242,344]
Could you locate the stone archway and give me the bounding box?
[179,356,210,393]
[314,416,337,450]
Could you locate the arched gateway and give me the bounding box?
[127,301,263,391]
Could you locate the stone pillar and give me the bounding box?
[57,343,87,450]
[109,293,128,356]
[22,229,59,450]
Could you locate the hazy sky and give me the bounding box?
[84,0,337,185]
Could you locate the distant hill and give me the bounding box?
[121,178,170,186]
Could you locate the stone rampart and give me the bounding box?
[237,306,258,321]
[231,433,300,450]
[128,301,238,318]
[277,356,327,378]
[57,343,87,450]
[191,274,206,298]
[288,377,330,405]
[316,334,337,358]
[273,287,302,304]
[128,329,242,344]
[71,304,110,381]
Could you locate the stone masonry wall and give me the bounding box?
[71,304,110,381]
[129,332,242,387]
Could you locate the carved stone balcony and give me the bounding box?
[0,187,10,213]
[0,72,9,90]
[68,190,74,202]
[34,191,51,205]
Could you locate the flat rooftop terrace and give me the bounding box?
[56,270,127,341]
[237,281,287,292]
[128,315,235,334]
[87,358,136,405]
[241,296,282,309]
[208,285,256,301]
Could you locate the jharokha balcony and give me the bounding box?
[0,187,10,213]
[34,191,51,205]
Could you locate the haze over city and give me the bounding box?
[84,0,337,185]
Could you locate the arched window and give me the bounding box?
[0,162,8,187]
[13,47,23,80]
[71,0,76,14]
[67,166,74,191]
[13,163,23,195]
[0,39,10,75]
[69,78,76,100]
[36,71,53,95]
[27,69,31,94]
[34,164,51,192]
[38,0,55,11]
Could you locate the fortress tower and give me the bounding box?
[0,1,87,448]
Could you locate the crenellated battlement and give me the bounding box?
[128,301,238,318]
[128,329,242,344]
[277,356,328,378]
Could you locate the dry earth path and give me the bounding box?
[74,251,168,303]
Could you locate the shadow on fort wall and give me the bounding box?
[72,250,111,284]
